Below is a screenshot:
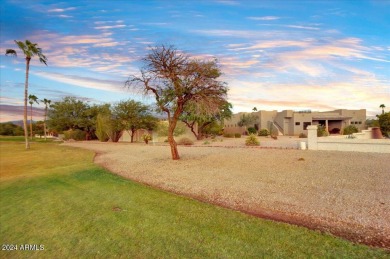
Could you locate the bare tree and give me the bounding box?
[126,45,228,160]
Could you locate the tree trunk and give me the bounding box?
[131,129,135,143]
[167,112,181,160]
[30,104,33,140]
[44,107,47,140]
[23,58,30,149]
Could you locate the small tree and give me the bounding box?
[377,112,390,137]
[126,45,228,160]
[181,101,232,140]
[42,98,51,140]
[28,94,39,140]
[113,99,158,143]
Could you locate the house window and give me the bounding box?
[358,121,362,124]
[303,122,311,130]
[295,122,300,126]
[351,121,355,124]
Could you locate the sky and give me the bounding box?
[0,0,389,122]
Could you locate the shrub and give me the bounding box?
[299,133,307,138]
[63,129,86,141]
[342,125,358,135]
[245,134,260,146]
[234,133,241,138]
[258,128,269,136]
[223,133,234,138]
[203,141,210,145]
[142,134,152,144]
[247,127,257,135]
[317,125,329,137]
[177,137,194,145]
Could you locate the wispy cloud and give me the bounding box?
[215,0,240,5]
[47,7,76,13]
[32,71,127,93]
[247,16,280,21]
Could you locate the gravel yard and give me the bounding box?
[63,140,390,248]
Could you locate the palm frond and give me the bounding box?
[5,49,17,56]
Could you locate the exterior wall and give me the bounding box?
[223,112,247,134]
[307,125,390,153]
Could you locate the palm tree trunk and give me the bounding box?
[24,58,31,149]
[44,107,47,140]
[30,103,33,140]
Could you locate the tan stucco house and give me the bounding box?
[224,109,366,136]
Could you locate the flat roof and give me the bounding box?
[312,116,353,120]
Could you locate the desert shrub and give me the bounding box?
[177,137,194,145]
[377,112,390,137]
[203,141,210,145]
[63,129,86,141]
[245,134,259,146]
[342,125,358,135]
[247,127,257,135]
[142,134,152,144]
[234,133,241,138]
[223,133,234,138]
[317,125,329,137]
[95,113,109,142]
[258,128,269,136]
[299,133,307,138]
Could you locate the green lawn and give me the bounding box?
[0,140,388,258]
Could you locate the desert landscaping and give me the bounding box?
[64,139,390,249]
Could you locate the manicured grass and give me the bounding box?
[0,141,388,258]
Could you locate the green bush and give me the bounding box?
[377,112,390,137]
[317,125,329,137]
[234,133,241,138]
[63,129,86,141]
[258,128,269,136]
[223,133,234,138]
[299,133,307,138]
[247,127,257,135]
[142,134,152,144]
[177,137,194,145]
[342,125,358,135]
[245,134,259,146]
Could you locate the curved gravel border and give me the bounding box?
[63,141,390,249]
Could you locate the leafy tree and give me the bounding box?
[377,112,390,137]
[380,104,386,115]
[28,94,39,140]
[155,120,187,138]
[0,123,24,136]
[48,97,90,133]
[42,98,51,140]
[112,99,158,142]
[252,107,257,112]
[5,40,47,149]
[126,45,228,160]
[181,101,232,140]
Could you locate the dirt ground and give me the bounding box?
[63,139,390,249]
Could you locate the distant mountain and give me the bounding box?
[2,120,35,127]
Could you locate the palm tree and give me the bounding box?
[42,98,51,140]
[252,107,257,112]
[380,104,385,115]
[5,40,47,149]
[28,94,39,140]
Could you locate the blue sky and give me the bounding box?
[1,0,389,122]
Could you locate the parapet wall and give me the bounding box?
[306,125,390,153]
